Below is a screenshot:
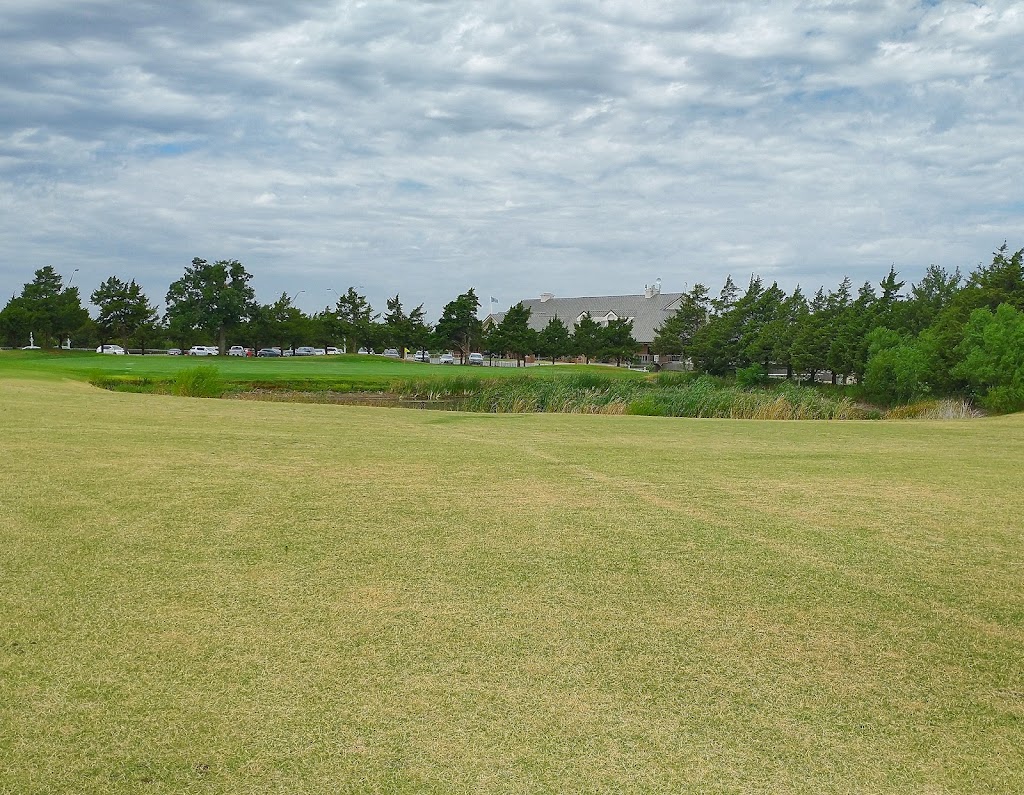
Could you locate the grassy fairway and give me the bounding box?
[2,376,1023,793]
[0,350,644,389]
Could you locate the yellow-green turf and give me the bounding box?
[1,373,1022,793]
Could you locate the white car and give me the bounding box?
[382,348,401,358]
[325,347,340,355]
[438,353,455,365]
[413,350,430,362]
[228,346,246,356]
[97,344,127,355]
[188,345,218,356]
[468,352,484,366]
[313,348,326,356]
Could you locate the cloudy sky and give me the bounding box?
[2,1,1022,319]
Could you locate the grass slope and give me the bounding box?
[2,376,1023,793]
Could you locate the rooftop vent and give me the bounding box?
[540,292,554,302]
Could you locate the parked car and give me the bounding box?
[325,347,341,355]
[313,348,326,356]
[294,346,316,356]
[468,352,484,366]
[382,348,401,358]
[167,348,182,356]
[188,345,218,356]
[228,345,246,356]
[257,348,281,357]
[438,353,455,365]
[413,350,430,363]
[97,344,127,355]
[357,347,369,354]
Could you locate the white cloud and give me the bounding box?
[0,0,1021,316]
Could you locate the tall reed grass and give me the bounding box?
[394,373,868,419]
[173,365,225,398]
[883,399,981,420]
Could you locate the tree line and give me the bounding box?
[649,243,1024,411]
[0,257,636,366]
[2,244,1022,410]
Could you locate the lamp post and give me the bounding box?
[62,269,80,350]
[284,291,305,355]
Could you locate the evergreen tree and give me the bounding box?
[492,303,535,365]
[905,265,961,334]
[770,286,808,378]
[91,277,158,352]
[741,281,786,367]
[828,281,874,381]
[0,266,89,348]
[712,275,740,315]
[651,283,709,360]
[436,289,482,363]
[790,288,830,382]
[267,292,309,353]
[572,313,603,364]
[164,258,256,353]
[601,317,637,366]
[875,265,906,332]
[536,316,572,365]
[408,303,433,356]
[693,275,762,374]
[332,287,378,352]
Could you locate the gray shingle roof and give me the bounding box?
[487,292,684,344]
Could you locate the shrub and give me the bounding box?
[980,385,1024,415]
[863,343,930,405]
[735,364,768,388]
[953,304,1024,414]
[174,365,224,398]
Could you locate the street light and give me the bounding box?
[61,268,81,350]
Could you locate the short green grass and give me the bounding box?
[2,373,1023,793]
[0,349,644,390]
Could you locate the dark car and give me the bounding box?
[257,348,281,357]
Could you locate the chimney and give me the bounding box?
[540,292,554,302]
[644,284,654,299]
